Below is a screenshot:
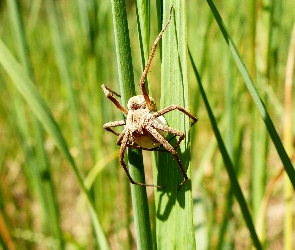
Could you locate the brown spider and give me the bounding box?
[102,6,197,190]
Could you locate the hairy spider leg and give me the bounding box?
[105,124,166,150]
[151,122,185,150]
[103,120,126,136]
[102,84,122,97]
[115,128,154,149]
[104,121,160,149]
[132,134,178,152]
[101,84,128,115]
[104,122,144,148]
[153,105,198,127]
[140,6,173,111]
[146,125,188,190]
[116,136,178,152]
[116,128,126,145]
[118,129,165,189]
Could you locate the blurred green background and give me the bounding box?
[0,0,294,249]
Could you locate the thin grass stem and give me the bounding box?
[110,0,153,249]
[189,48,262,250]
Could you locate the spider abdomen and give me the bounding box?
[126,110,168,149]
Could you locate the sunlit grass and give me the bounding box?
[0,0,294,249]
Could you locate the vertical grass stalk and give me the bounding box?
[110,0,153,249]
[0,40,110,250]
[135,0,150,74]
[154,2,196,249]
[45,0,84,165]
[251,1,270,242]
[283,23,295,250]
[205,0,295,189]
[189,49,262,250]
[7,0,64,247]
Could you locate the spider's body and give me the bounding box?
[126,95,168,149]
[102,6,197,190]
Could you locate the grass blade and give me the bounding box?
[7,1,65,247]
[45,0,84,164]
[135,0,150,75]
[188,48,262,250]
[110,0,153,249]
[154,2,196,249]
[283,22,295,250]
[205,0,295,189]
[0,39,110,250]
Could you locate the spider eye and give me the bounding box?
[127,96,145,110]
[127,95,157,111]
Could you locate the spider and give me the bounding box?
[102,6,197,190]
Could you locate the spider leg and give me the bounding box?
[101,84,128,114]
[105,125,141,149]
[140,6,173,111]
[139,146,169,152]
[102,84,121,97]
[104,124,143,149]
[138,135,178,152]
[116,128,126,145]
[117,142,172,152]
[103,120,126,136]
[118,141,142,149]
[151,122,184,150]
[117,130,146,149]
[146,125,188,190]
[119,129,164,189]
[104,122,154,150]
[153,105,198,127]
[117,141,168,151]
[116,133,155,150]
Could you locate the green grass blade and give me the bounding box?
[13,96,65,249]
[7,0,33,76]
[250,2,270,241]
[7,1,65,247]
[205,0,295,189]
[0,40,73,168]
[135,0,150,74]
[283,22,295,250]
[188,48,262,250]
[110,0,153,249]
[216,128,245,249]
[45,0,83,164]
[154,3,196,249]
[0,39,110,250]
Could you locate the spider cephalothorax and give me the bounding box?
[102,6,197,190]
[126,95,167,149]
[127,95,157,111]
